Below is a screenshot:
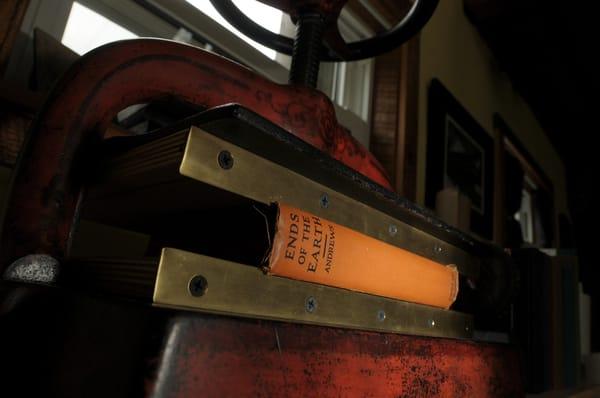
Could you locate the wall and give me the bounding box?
[417,0,567,216]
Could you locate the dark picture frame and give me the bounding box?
[426,79,494,239]
[494,114,555,247]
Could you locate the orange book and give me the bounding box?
[267,204,459,309]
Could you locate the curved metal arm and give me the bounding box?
[334,0,439,61]
[209,0,439,62]
[0,39,391,268]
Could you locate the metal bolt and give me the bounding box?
[189,275,208,297]
[289,13,324,87]
[319,193,329,208]
[305,296,317,313]
[218,150,234,169]
[428,319,436,328]
[434,244,442,254]
[388,224,398,236]
[377,309,386,322]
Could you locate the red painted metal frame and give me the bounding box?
[0,38,523,397]
[0,39,390,267]
[148,315,522,397]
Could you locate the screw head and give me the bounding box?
[388,224,398,236]
[377,309,386,322]
[428,319,436,328]
[189,275,208,297]
[218,150,234,169]
[434,244,443,254]
[305,296,317,313]
[319,193,329,208]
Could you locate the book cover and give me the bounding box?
[267,203,459,309]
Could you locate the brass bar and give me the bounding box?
[153,248,473,340]
[179,126,479,277]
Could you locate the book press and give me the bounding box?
[0,0,528,396]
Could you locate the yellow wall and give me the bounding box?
[417,1,567,215]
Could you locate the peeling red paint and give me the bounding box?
[149,315,522,398]
[0,38,521,398]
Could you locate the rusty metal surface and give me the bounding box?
[0,282,522,397]
[149,314,523,398]
[0,32,523,398]
[0,39,390,269]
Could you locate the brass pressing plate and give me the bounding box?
[154,248,473,340]
[179,126,479,277]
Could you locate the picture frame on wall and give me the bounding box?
[426,79,494,239]
[494,114,555,248]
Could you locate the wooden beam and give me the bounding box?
[0,0,29,74]
[395,35,419,200]
[370,49,401,181]
[369,35,420,200]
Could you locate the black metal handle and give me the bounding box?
[209,0,439,62]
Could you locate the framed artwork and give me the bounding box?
[494,114,555,247]
[426,79,494,239]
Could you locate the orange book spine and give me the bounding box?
[267,204,459,309]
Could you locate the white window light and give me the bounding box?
[62,1,137,55]
[53,0,371,144]
[185,0,282,60]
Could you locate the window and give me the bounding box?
[62,2,137,55]
[514,181,534,243]
[505,137,554,247]
[495,115,555,248]
[185,0,282,59]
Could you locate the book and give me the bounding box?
[559,255,580,389]
[267,203,459,309]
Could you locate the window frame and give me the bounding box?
[10,0,375,146]
[493,114,556,248]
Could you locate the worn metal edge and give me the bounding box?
[179,126,478,277]
[153,248,473,340]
